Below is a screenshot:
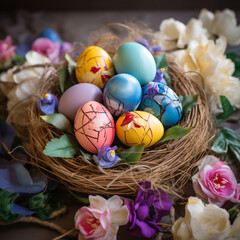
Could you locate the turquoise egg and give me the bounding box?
[39,28,61,42]
[138,82,182,127]
[103,73,142,117]
[113,42,156,85]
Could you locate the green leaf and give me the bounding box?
[228,204,240,222]
[211,131,228,154]
[217,96,236,122]
[222,127,240,163]
[118,143,145,164]
[59,65,68,93]
[154,54,171,85]
[28,193,48,210]
[28,193,64,220]
[80,149,92,160]
[41,113,73,134]
[222,128,240,148]
[229,145,240,163]
[65,53,77,68]
[159,125,192,143]
[226,52,240,78]
[43,134,79,158]
[68,191,89,204]
[0,190,21,223]
[179,94,198,115]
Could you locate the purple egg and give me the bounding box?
[58,83,103,121]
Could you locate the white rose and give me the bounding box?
[211,9,240,46]
[172,197,230,240]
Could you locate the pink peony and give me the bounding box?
[32,37,59,62]
[192,155,238,207]
[0,36,16,62]
[75,195,129,240]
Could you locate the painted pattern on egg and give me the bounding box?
[75,46,114,89]
[74,101,115,154]
[139,82,182,127]
[116,111,164,147]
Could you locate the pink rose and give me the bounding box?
[192,155,238,207]
[232,184,240,203]
[75,195,129,240]
[0,36,16,62]
[32,37,59,62]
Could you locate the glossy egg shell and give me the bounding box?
[58,83,103,122]
[113,42,156,85]
[39,28,61,42]
[103,73,142,118]
[74,101,115,154]
[116,111,164,147]
[138,82,182,127]
[75,46,114,89]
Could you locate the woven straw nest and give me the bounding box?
[6,24,214,196]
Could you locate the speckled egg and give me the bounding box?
[138,82,182,127]
[75,46,115,89]
[113,42,156,85]
[39,28,61,42]
[74,101,115,154]
[116,111,164,147]
[103,73,142,118]
[58,83,103,122]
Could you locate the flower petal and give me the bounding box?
[107,195,123,211]
[111,205,129,226]
[89,195,108,212]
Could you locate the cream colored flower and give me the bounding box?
[198,8,215,34]
[0,50,56,112]
[212,9,240,46]
[157,18,186,50]
[172,197,230,240]
[178,19,209,48]
[174,36,240,113]
[226,214,240,240]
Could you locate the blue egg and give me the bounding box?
[138,82,182,127]
[103,73,142,117]
[113,42,156,85]
[39,28,61,42]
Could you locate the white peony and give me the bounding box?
[174,36,240,113]
[172,197,231,240]
[226,214,240,240]
[0,50,56,112]
[199,8,240,46]
[157,18,186,50]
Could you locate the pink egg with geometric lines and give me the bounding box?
[74,101,115,154]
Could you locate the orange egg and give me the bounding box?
[75,46,114,89]
[116,111,164,147]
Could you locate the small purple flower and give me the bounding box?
[60,42,73,55]
[146,82,159,98]
[125,181,172,238]
[135,38,162,54]
[153,68,167,85]
[38,93,58,115]
[93,145,121,168]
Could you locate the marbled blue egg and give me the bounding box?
[39,28,61,42]
[138,82,182,127]
[103,73,142,117]
[113,42,156,85]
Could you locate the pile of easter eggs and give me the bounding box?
[58,43,183,154]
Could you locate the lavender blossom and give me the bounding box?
[38,93,58,115]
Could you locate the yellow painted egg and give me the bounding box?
[116,111,164,147]
[75,46,115,89]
